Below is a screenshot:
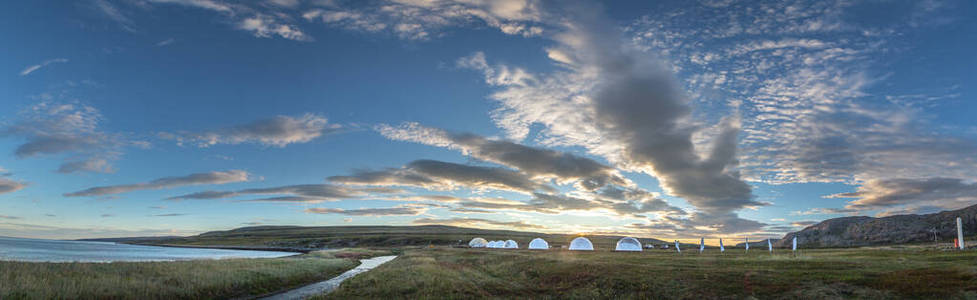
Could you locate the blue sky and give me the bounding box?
[1,0,975,240]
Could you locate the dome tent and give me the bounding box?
[569,237,594,251]
[615,237,642,251]
[469,237,488,248]
[504,240,519,249]
[528,238,549,250]
[488,241,500,248]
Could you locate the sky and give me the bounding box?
[1,0,975,240]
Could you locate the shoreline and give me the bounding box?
[128,242,315,254]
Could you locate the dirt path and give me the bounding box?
[259,255,397,300]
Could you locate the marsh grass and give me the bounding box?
[323,247,977,299]
[0,256,356,299]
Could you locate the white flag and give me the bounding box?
[745,238,750,252]
[675,240,681,253]
[719,238,725,252]
[699,238,705,253]
[767,239,772,253]
[792,236,797,251]
[958,217,966,250]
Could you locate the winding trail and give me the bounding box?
[261,255,398,300]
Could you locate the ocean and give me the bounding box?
[0,236,297,262]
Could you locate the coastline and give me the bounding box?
[127,242,315,254]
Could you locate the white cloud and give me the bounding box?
[449,2,762,233]
[167,183,401,203]
[1,102,123,174]
[302,0,545,40]
[827,177,977,212]
[328,159,555,194]
[625,0,977,200]
[376,122,627,190]
[306,204,428,216]
[266,0,300,8]
[148,0,233,13]
[19,58,68,76]
[240,15,312,41]
[161,114,340,147]
[0,177,27,195]
[64,170,253,197]
[413,217,546,230]
[93,0,136,32]
[156,38,175,46]
[102,0,310,41]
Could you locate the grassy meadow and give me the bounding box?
[0,254,358,299]
[323,247,977,299]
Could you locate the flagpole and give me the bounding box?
[791,236,797,257]
[958,217,966,250]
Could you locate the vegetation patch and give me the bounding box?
[0,256,356,299]
[322,247,977,299]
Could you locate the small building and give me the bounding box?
[569,237,594,251]
[469,237,488,248]
[528,238,549,250]
[615,237,642,252]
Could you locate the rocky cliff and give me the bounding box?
[777,204,977,248]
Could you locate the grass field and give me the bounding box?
[9,225,974,299]
[323,247,977,299]
[0,254,357,299]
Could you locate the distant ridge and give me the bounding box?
[145,225,675,250]
[777,203,977,248]
[77,236,182,243]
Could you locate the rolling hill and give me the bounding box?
[141,225,677,251]
[776,203,977,248]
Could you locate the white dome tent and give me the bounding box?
[569,237,594,251]
[469,237,488,248]
[528,238,549,250]
[615,237,642,252]
[504,240,519,249]
[488,241,501,248]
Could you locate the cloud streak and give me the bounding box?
[0,168,27,195]
[377,122,627,190]
[827,177,977,212]
[161,114,340,147]
[19,58,69,76]
[329,159,555,194]
[302,0,545,40]
[2,102,122,174]
[412,217,546,230]
[305,205,426,216]
[146,0,309,40]
[167,183,401,203]
[65,170,252,197]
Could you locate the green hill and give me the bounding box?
[142,225,678,251]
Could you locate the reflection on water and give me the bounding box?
[0,236,297,262]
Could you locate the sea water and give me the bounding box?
[0,236,297,262]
